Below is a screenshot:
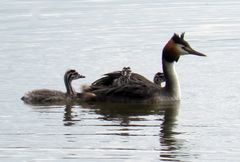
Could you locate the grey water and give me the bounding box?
[1,0,240,161]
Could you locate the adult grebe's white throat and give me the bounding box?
[161,59,181,101]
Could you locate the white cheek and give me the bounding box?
[176,44,188,55]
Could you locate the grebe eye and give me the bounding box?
[72,73,78,78]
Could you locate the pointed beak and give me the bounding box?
[184,46,206,57]
[78,74,85,78]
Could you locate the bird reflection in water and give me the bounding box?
[158,102,184,161]
[63,104,81,126]
[77,101,185,161]
[33,101,184,161]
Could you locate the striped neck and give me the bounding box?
[64,73,75,96]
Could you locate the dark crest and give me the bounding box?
[172,32,189,47]
[180,32,185,39]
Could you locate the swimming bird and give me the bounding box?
[153,72,166,87]
[21,69,85,104]
[83,33,206,103]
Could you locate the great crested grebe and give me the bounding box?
[21,69,85,104]
[154,72,166,87]
[82,33,206,103]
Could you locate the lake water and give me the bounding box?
[1,0,240,161]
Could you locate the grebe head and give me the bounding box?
[64,69,85,82]
[125,67,132,79]
[163,33,206,62]
[121,67,132,78]
[64,69,85,96]
[154,72,166,85]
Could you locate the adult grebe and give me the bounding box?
[21,69,85,104]
[83,33,206,103]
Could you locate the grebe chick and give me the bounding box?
[21,69,85,104]
[113,67,132,86]
[90,67,152,89]
[83,33,206,103]
[154,72,166,87]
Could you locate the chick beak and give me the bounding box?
[78,74,86,78]
[184,46,207,57]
